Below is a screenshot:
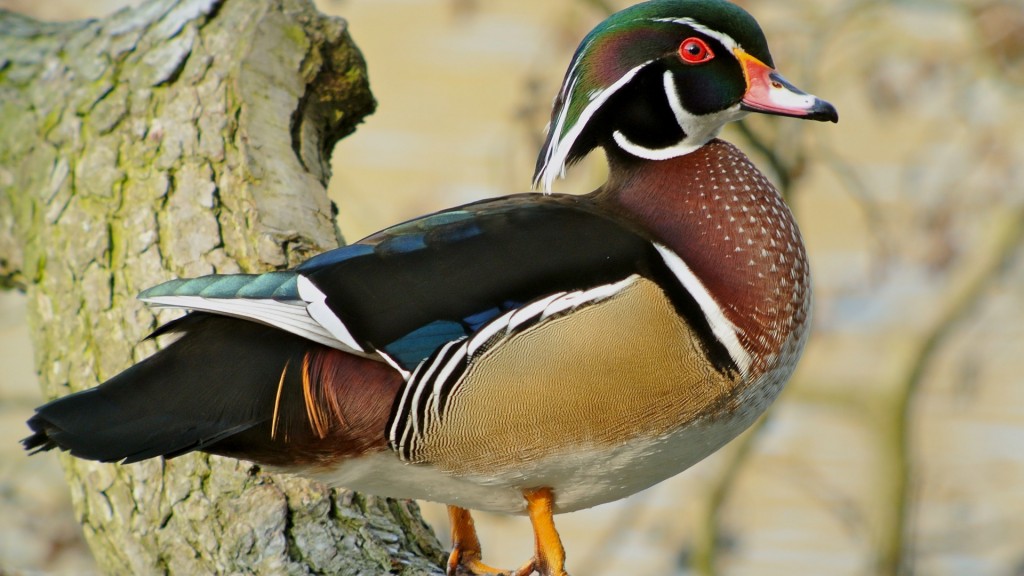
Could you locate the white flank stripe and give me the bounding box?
[394,277,644,451]
[391,361,427,445]
[540,277,637,320]
[406,374,429,442]
[430,345,468,415]
[507,292,564,332]
[296,275,364,353]
[409,339,463,439]
[579,277,636,303]
[425,392,438,427]
[653,244,753,376]
[411,340,460,428]
[468,278,641,357]
[540,291,589,320]
[467,308,517,356]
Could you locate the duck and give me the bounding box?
[23,1,837,574]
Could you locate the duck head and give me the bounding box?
[533,0,838,191]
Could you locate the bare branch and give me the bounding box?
[878,206,1024,575]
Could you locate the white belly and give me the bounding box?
[307,407,757,515]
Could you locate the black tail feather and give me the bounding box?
[22,314,314,464]
[21,429,56,454]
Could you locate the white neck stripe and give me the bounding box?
[612,130,700,161]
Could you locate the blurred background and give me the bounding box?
[1,0,1022,574]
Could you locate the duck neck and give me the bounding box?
[594,139,812,376]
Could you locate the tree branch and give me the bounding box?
[0,0,445,573]
[877,206,1024,576]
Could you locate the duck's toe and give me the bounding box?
[446,549,515,576]
[446,505,518,576]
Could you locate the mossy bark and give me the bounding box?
[0,0,446,573]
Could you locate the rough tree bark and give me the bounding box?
[0,0,447,573]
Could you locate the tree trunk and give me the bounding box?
[0,0,446,573]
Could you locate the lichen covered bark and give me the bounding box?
[0,0,444,573]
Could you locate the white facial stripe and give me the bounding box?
[539,75,580,183]
[536,61,653,192]
[654,17,740,53]
[653,244,753,376]
[663,70,689,132]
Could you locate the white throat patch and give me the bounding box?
[611,70,746,162]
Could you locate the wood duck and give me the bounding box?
[23,1,836,575]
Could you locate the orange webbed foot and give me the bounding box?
[446,505,513,576]
[447,549,513,576]
[445,487,570,576]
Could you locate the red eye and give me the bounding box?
[679,37,714,64]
